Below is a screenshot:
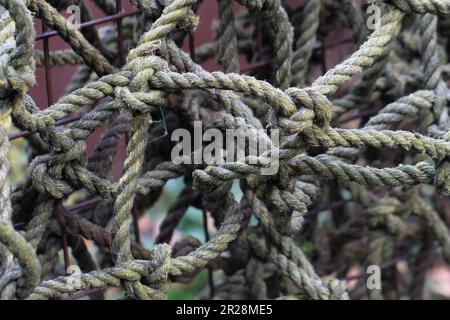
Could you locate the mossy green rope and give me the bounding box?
[1,0,450,301]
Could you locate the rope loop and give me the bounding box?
[279,87,333,135]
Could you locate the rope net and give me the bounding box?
[0,0,450,300]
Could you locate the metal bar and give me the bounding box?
[338,107,382,125]
[240,60,270,73]
[13,196,104,229]
[66,196,103,212]
[132,204,141,245]
[305,199,350,218]
[320,44,327,75]
[255,15,262,63]
[189,32,196,63]
[54,200,71,272]
[313,37,353,50]
[116,0,126,66]
[203,210,215,298]
[35,10,139,41]
[41,20,53,107]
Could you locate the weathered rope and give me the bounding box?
[1,0,450,301]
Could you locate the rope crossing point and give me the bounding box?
[0,0,449,300]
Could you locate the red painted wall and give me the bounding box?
[30,1,307,109]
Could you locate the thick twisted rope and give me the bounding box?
[1,0,450,301]
[0,0,40,299]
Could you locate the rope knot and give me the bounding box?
[324,278,348,300]
[142,244,172,290]
[265,187,306,235]
[114,86,166,113]
[0,52,35,129]
[63,163,114,199]
[29,142,89,199]
[0,50,35,101]
[281,88,332,134]
[29,157,72,199]
[127,55,168,88]
[124,244,172,300]
[367,197,407,235]
[116,55,169,113]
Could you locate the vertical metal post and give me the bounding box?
[41,20,53,107]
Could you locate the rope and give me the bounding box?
[0,0,449,300]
